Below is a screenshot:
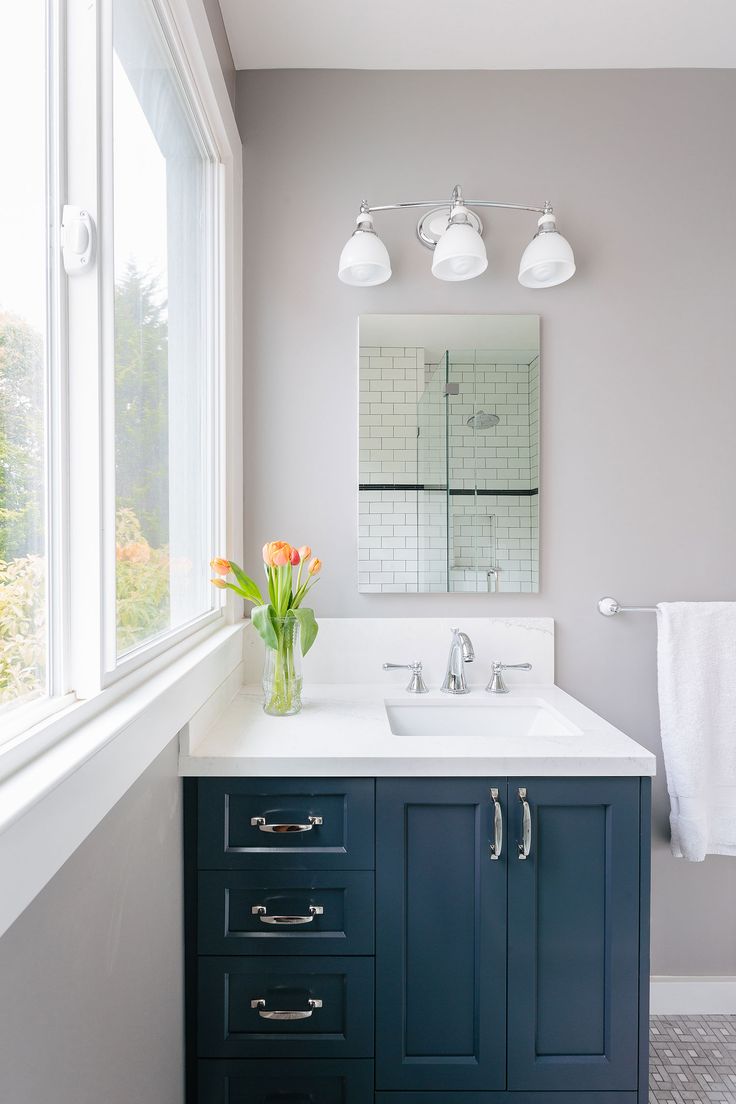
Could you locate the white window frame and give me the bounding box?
[0,0,74,747]
[77,0,229,693]
[0,0,243,777]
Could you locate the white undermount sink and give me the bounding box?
[384,697,581,739]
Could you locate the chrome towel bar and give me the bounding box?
[598,596,657,617]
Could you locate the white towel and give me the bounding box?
[657,602,736,861]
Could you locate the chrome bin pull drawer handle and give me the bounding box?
[518,787,532,860]
[489,788,503,860]
[250,815,323,834]
[252,905,324,925]
[251,998,323,1020]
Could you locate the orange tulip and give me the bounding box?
[308,557,322,576]
[272,547,291,567]
[210,557,231,576]
[211,578,227,589]
[263,540,291,566]
[298,545,311,562]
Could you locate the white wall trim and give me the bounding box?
[0,622,244,940]
[651,976,736,1015]
[180,655,245,755]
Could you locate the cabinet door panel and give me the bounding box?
[376,779,507,1091]
[507,778,640,1091]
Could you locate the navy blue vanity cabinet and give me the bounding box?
[197,778,375,870]
[375,779,507,1091]
[198,869,374,956]
[186,775,650,1104]
[187,778,376,1104]
[197,1060,375,1104]
[506,778,642,1092]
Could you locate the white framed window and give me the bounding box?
[0,0,242,756]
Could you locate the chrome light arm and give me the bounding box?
[365,185,549,216]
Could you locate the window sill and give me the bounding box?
[0,619,245,938]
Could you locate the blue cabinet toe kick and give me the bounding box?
[375,1095,638,1104]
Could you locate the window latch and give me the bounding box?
[61,205,95,275]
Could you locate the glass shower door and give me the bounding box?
[447,350,500,592]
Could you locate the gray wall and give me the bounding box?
[0,740,183,1104]
[239,69,736,977]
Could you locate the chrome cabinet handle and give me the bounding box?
[251,997,322,1020]
[489,788,503,860]
[252,905,324,925]
[250,815,323,833]
[518,787,531,860]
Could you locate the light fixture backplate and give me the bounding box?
[416,206,484,251]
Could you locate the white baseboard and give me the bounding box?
[651,976,736,1015]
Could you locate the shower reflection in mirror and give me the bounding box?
[358,315,539,593]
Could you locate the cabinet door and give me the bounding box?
[507,778,641,1091]
[376,779,507,1091]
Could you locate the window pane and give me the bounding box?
[0,4,48,708]
[113,0,215,656]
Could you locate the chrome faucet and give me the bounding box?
[486,660,533,694]
[441,628,475,694]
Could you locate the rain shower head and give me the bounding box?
[466,410,499,430]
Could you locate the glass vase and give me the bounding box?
[262,616,303,716]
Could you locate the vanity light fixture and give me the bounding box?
[338,184,576,288]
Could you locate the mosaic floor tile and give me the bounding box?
[650,1017,736,1103]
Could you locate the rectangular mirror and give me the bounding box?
[359,315,539,593]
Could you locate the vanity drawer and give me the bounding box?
[198,870,374,956]
[197,1059,374,1104]
[198,956,374,1059]
[197,779,374,870]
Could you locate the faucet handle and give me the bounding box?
[486,660,532,695]
[383,661,429,694]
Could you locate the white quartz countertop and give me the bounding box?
[179,683,656,778]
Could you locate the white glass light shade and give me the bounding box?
[338,213,391,286]
[518,214,575,288]
[431,210,488,282]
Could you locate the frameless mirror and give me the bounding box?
[359,315,539,593]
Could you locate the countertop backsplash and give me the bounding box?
[242,616,554,688]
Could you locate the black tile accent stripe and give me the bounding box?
[359,484,539,496]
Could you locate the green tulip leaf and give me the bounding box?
[293,606,319,655]
[229,562,264,604]
[251,604,278,650]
